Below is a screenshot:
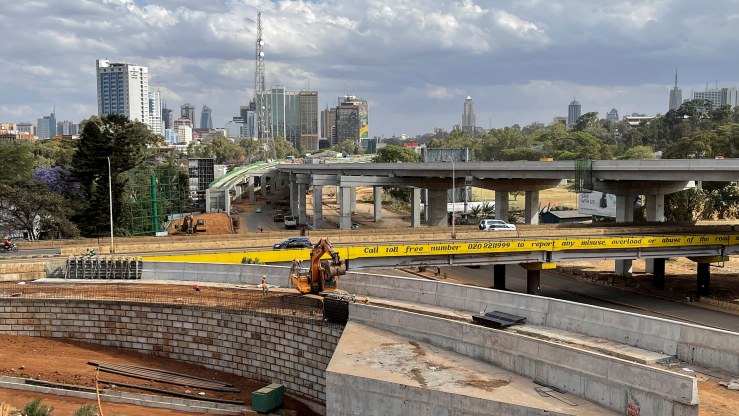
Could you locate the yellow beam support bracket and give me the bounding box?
[687,255,729,264]
[520,262,557,271]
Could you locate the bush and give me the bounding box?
[241,257,263,264]
[21,399,53,416]
[73,404,98,416]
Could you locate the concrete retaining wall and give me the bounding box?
[350,304,698,416]
[0,299,341,409]
[326,371,571,416]
[142,261,292,287]
[340,271,739,374]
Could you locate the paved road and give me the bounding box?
[0,248,60,258]
[375,265,739,333]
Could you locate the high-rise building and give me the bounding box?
[567,99,581,127]
[462,95,476,134]
[606,108,619,121]
[200,105,213,130]
[669,70,682,111]
[162,106,173,130]
[16,122,34,136]
[299,90,319,151]
[36,112,56,139]
[148,90,162,135]
[96,59,153,129]
[180,103,196,127]
[56,120,79,135]
[692,87,739,110]
[321,105,336,142]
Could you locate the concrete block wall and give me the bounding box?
[341,271,739,374]
[0,299,342,405]
[350,304,698,416]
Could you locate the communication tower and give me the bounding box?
[254,12,274,158]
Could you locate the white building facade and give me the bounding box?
[96,58,158,131]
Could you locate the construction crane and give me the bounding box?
[290,238,346,295]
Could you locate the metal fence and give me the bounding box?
[65,256,143,279]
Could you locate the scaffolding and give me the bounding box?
[127,167,186,235]
[65,256,142,279]
[574,159,593,193]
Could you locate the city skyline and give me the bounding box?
[2,1,739,137]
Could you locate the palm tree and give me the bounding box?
[468,204,482,219]
[481,201,494,218]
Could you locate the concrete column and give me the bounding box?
[313,185,323,229]
[526,269,541,295]
[645,194,665,274]
[615,194,634,277]
[298,183,307,225]
[697,262,710,297]
[493,264,506,290]
[205,189,211,213]
[247,176,255,203]
[339,186,352,229]
[261,175,268,198]
[224,188,231,215]
[234,185,243,203]
[411,188,421,228]
[652,257,666,289]
[336,186,342,204]
[373,186,382,222]
[427,189,448,227]
[274,174,283,191]
[524,190,540,225]
[290,181,299,216]
[495,191,509,222]
[350,187,356,213]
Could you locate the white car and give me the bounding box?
[479,219,516,231]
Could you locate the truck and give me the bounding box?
[290,238,346,295]
[273,209,285,222]
[284,215,297,229]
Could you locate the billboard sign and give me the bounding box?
[578,191,617,218]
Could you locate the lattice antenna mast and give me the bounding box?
[254,12,274,159]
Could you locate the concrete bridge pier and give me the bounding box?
[298,183,308,225]
[495,192,509,222]
[526,269,541,295]
[261,175,268,198]
[697,262,710,297]
[524,190,540,225]
[274,173,284,191]
[289,179,298,217]
[427,189,448,227]
[373,186,382,221]
[350,187,357,213]
[339,186,353,229]
[411,188,422,228]
[248,176,255,203]
[645,194,666,274]
[313,185,323,229]
[614,194,635,277]
[234,185,243,204]
[493,264,506,290]
[652,257,666,289]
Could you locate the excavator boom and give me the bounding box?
[290,238,346,295]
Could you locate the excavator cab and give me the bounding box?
[290,238,346,295]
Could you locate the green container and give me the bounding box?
[251,383,285,413]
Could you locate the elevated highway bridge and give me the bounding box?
[143,230,739,297]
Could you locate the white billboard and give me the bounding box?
[578,191,617,218]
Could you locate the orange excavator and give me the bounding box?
[290,238,346,295]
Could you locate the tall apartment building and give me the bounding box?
[321,105,336,143]
[606,108,619,121]
[200,105,213,130]
[148,90,162,135]
[692,87,739,110]
[96,59,155,130]
[16,122,35,136]
[56,120,79,135]
[299,91,318,150]
[669,71,682,111]
[36,112,56,139]
[567,99,581,127]
[180,103,196,127]
[162,107,173,130]
[334,95,368,147]
[462,95,476,134]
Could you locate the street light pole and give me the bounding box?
[107,157,114,254]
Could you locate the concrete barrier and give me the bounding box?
[340,271,739,374]
[350,304,698,416]
[142,261,292,287]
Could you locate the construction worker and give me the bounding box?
[261,275,268,295]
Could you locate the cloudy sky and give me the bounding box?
[1,0,738,137]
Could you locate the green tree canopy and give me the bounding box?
[373,145,420,163]
[0,140,35,182]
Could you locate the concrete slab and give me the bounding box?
[510,324,674,364]
[327,321,618,415]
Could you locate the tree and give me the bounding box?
[572,112,599,132]
[332,139,359,155]
[0,180,79,240]
[72,115,156,236]
[21,398,54,416]
[0,140,35,182]
[617,145,656,160]
[373,145,420,163]
[271,137,299,159]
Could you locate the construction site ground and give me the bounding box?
[0,283,321,416]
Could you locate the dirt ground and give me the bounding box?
[167,213,235,236]
[0,283,321,416]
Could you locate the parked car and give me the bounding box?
[479,219,516,231]
[284,215,297,229]
[273,237,313,250]
[255,207,262,213]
